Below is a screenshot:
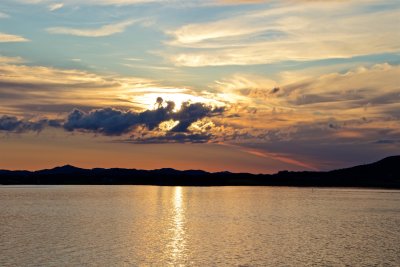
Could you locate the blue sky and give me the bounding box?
[0,0,399,172]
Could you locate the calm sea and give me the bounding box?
[1,186,399,266]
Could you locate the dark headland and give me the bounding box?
[1,156,399,188]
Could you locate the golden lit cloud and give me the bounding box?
[0,63,226,119]
[0,56,25,64]
[0,32,29,42]
[0,63,154,116]
[210,63,400,143]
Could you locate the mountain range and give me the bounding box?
[0,156,399,188]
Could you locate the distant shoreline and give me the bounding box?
[1,185,400,191]
[1,156,399,188]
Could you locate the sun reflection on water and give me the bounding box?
[168,186,187,265]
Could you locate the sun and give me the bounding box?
[131,87,225,112]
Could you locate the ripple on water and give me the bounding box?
[0,186,399,266]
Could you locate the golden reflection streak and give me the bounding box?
[169,186,187,265]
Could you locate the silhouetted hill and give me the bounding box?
[37,165,86,175]
[0,156,399,188]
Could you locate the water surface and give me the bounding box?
[1,186,399,266]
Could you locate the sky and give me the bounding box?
[0,0,399,173]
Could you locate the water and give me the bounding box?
[1,186,399,266]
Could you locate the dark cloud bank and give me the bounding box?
[0,99,224,143]
[0,115,61,133]
[64,100,223,135]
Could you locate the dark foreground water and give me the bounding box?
[1,186,399,266]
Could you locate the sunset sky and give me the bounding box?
[0,0,399,173]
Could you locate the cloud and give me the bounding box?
[0,63,156,116]
[88,0,157,4]
[217,0,265,4]
[2,60,397,144]
[170,102,224,132]
[0,33,29,42]
[0,56,25,64]
[47,20,136,37]
[206,63,400,154]
[121,132,212,144]
[17,0,265,6]
[0,62,225,129]
[0,60,226,142]
[48,3,64,11]
[212,114,400,170]
[1,56,398,156]
[0,97,224,143]
[17,0,157,5]
[375,139,400,144]
[283,63,400,111]
[63,100,224,135]
[0,115,60,133]
[165,1,400,66]
[0,12,9,18]
[64,108,138,135]
[239,134,400,171]
[220,142,318,170]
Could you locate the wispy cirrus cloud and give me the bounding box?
[165,1,400,66]
[0,32,29,42]
[0,12,9,18]
[217,0,264,4]
[48,3,64,11]
[0,55,25,64]
[17,0,264,6]
[219,142,318,170]
[46,19,136,37]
